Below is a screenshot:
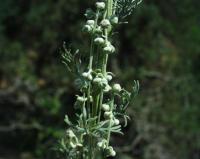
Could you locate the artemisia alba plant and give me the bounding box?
[59,0,142,158]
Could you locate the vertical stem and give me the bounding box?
[106,95,114,146]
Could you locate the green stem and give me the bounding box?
[106,95,114,146]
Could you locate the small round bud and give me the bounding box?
[82,70,93,81]
[106,146,116,157]
[82,25,92,33]
[77,96,87,102]
[89,96,93,102]
[96,2,105,10]
[102,104,110,111]
[106,75,112,81]
[103,45,115,54]
[113,83,122,93]
[94,37,105,45]
[114,118,120,125]
[87,74,93,81]
[86,20,95,26]
[100,19,111,28]
[82,72,88,78]
[111,16,119,25]
[104,84,112,92]
[97,139,107,149]
[104,111,113,119]
[93,77,102,84]
[101,78,108,85]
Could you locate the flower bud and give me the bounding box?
[106,146,116,157]
[100,19,111,28]
[106,75,112,81]
[94,37,105,45]
[86,20,95,26]
[104,84,112,92]
[111,16,119,25]
[113,83,122,93]
[82,25,92,33]
[82,72,88,78]
[104,111,113,119]
[96,2,105,10]
[89,96,93,102]
[102,104,110,111]
[114,118,120,125]
[93,77,102,84]
[103,45,115,54]
[97,139,107,149]
[82,70,93,81]
[77,96,87,102]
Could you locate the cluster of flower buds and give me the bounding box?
[97,139,107,149]
[106,146,116,157]
[103,105,120,125]
[83,1,119,55]
[103,41,115,54]
[93,73,112,92]
[97,139,116,157]
[82,69,93,81]
[66,129,83,149]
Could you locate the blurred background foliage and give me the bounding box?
[0,0,200,159]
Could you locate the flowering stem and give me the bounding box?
[60,0,141,158]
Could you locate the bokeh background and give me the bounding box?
[0,0,200,159]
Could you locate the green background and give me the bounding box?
[0,0,199,159]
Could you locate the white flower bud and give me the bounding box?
[89,96,93,102]
[106,75,112,81]
[82,25,92,33]
[106,146,116,157]
[104,111,113,119]
[102,104,110,111]
[96,2,105,10]
[113,83,122,92]
[111,16,119,25]
[104,84,112,92]
[97,139,107,149]
[94,37,105,45]
[77,96,87,102]
[103,44,115,54]
[87,74,93,81]
[100,19,111,28]
[82,70,93,81]
[101,78,108,85]
[93,77,102,84]
[82,72,89,78]
[114,118,120,125]
[86,20,95,26]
